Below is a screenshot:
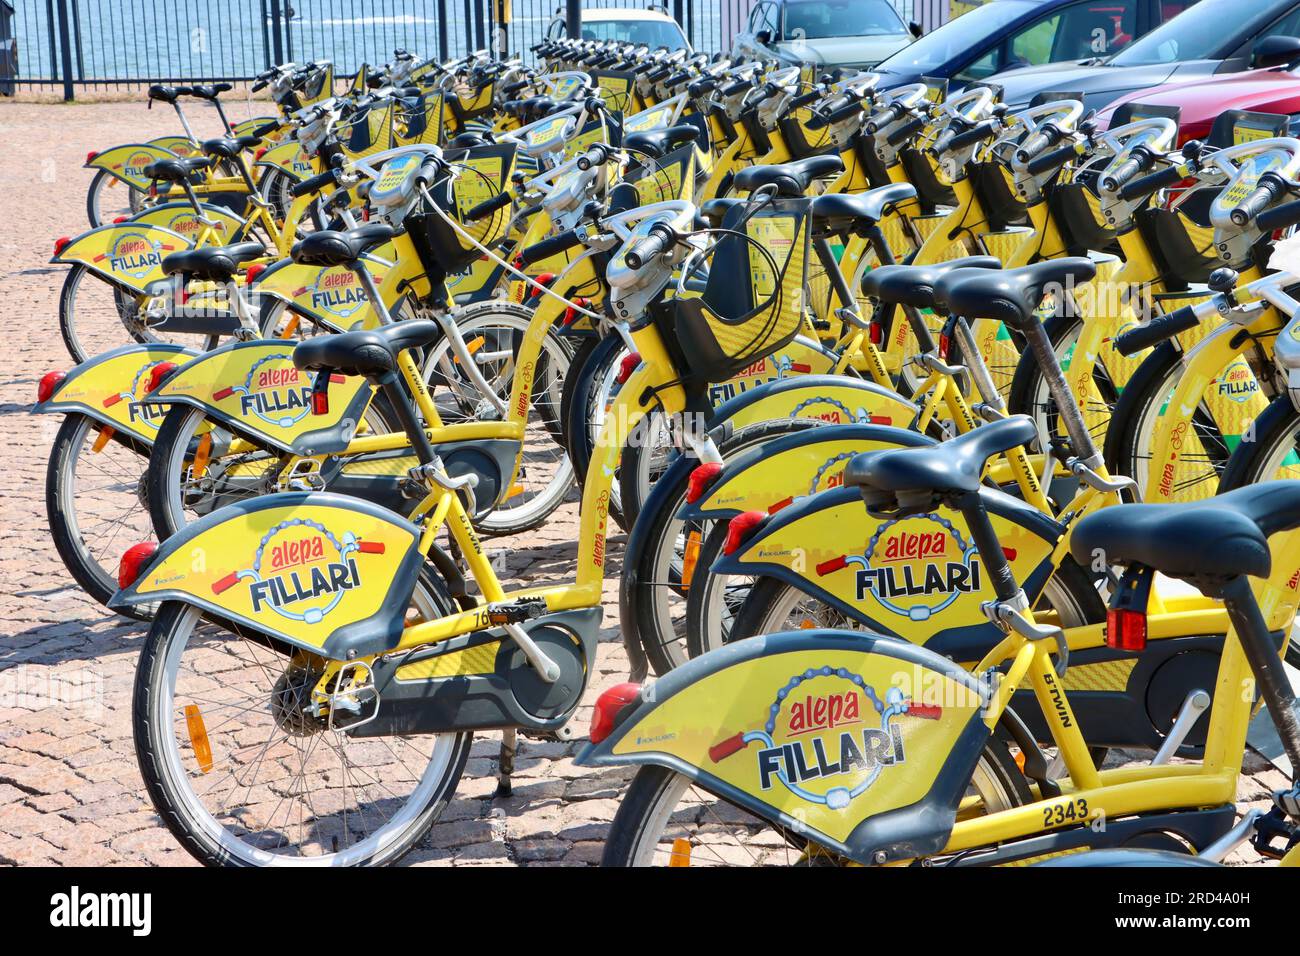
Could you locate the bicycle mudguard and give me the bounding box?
[354,607,602,736]
[707,373,918,433]
[145,135,200,158]
[32,343,201,445]
[127,199,249,243]
[712,484,1059,661]
[53,222,192,293]
[111,491,423,661]
[703,336,837,407]
[252,249,395,329]
[577,628,993,864]
[86,142,178,190]
[253,139,314,181]
[146,339,375,456]
[679,423,934,522]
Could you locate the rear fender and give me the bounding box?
[86,143,177,190]
[713,484,1061,659]
[707,373,917,432]
[53,222,192,293]
[254,140,315,181]
[146,339,374,456]
[126,199,249,243]
[32,343,201,444]
[680,423,933,522]
[252,248,399,329]
[577,628,993,864]
[145,135,201,158]
[111,491,423,660]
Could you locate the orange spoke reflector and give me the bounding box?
[184,704,214,774]
[506,482,525,499]
[1013,749,1027,772]
[279,315,301,338]
[192,433,212,479]
[91,425,115,453]
[681,531,702,591]
[799,618,817,629]
[668,838,692,867]
[457,336,485,365]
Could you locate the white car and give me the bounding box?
[544,7,693,53]
[735,0,920,70]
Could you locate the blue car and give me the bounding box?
[871,0,1198,90]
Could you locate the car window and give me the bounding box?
[782,0,908,39]
[1111,0,1270,65]
[878,0,1035,72]
[1258,4,1300,43]
[955,47,1003,80]
[580,18,689,50]
[1004,0,1138,67]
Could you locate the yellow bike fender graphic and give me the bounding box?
[252,250,394,329]
[54,222,192,293]
[254,139,314,181]
[31,343,201,444]
[577,630,991,862]
[146,135,201,158]
[680,424,933,521]
[149,339,375,456]
[87,143,178,190]
[112,492,423,659]
[714,485,1058,653]
[709,373,918,432]
[126,199,248,243]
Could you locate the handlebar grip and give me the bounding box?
[789,89,822,110]
[465,190,512,222]
[289,169,337,198]
[1014,125,1062,164]
[1113,305,1199,357]
[1100,154,1149,194]
[624,226,672,270]
[518,228,582,267]
[885,115,926,148]
[1231,175,1285,227]
[947,119,999,153]
[865,103,904,135]
[254,120,282,138]
[721,78,753,96]
[252,77,270,92]
[1118,163,1185,201]
[1257,196,1300,233]
[1026,142,1079,176]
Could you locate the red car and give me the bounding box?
[1100,61,1300,141]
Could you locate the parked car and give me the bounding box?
[1099,59,1300,141]
[870,0,1198,91]
[989,0,1300,110]
[733,0,919,70]
[544,7,692,53]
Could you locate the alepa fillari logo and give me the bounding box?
[102,358,172,432]
[292,266,376,320]
[93,230,177,280]
[209,517,384,623]
[211,353,345,429]
[815,512,997,621]
[708,666,940,809]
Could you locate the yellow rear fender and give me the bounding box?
[87,143,178,190]
[111,491,424,661]
[252,247,401,329]
[53,222,192,293]
[125,199,249,242]
[254,140,315,181]
[708,372,918,433]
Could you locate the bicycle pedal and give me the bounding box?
[484,598,548,625]
[1249,805,1300,860]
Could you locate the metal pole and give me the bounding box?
[565,0,580,39]
[463,0,473,55]
[260,0,273,70]
[438,0,450,60]
[474,0,486,53]
[54,0,73,100]
[268,0,284,65]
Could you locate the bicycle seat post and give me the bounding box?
[351,259,395,326]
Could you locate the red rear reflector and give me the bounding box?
[86,151,99,164]
[685,461,723,504]
[939,332,951,360]
[254,146,267,160]
[312,390,330,415]
[245,262,267,284]
[589,682,641,744]
[1106,607,1147,652]
[53,236,72,256]
[723,511,767,556]
[869,321,884,345]
[37,370,66,403]
[118,542,158,589]
[616,352,642,385]
[147,362,178,393]
[113,215,129,223]
[536,272,556,286]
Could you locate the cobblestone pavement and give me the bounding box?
[0,101,1285,867]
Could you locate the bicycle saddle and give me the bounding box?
[293,319,444,378]
[291,223,397,268]
[934,258,1097,329]
[862,256,1001,310]
[148,84,185,103]
[190,83,233,99]
[449,131,493,149]
[733,155,845,198]
[162,241,266,283]
[201,135,260,160]
[700,197,744,229]
[143,156,211,183]
[811,183,918,231]
[1069,481,1300,586]
[843,415,1039,503]
[624,124,702,159]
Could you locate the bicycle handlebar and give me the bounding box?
[518,228,582,266]
[1230,172,1287,227]
[1113,305,1199,356]
[624,222,675,270]
[1118,162,1185,201]
[1026,142,1079,176]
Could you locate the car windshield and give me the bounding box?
[783,0,908,39]
[580,18,689,51]
[1109,0,1252,65]
[875,0,1035,71]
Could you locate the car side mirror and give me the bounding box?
[1251,34,1300,69]
[909,20,923,39]
[755,29,772,46]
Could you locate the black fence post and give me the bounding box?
[565,0,581,39]
[268,0,284,65]
[438,0,450,60]
[474,0,486,52]
[54,0,73,100]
